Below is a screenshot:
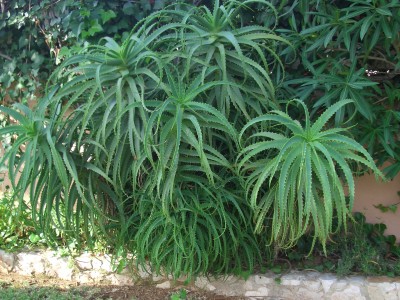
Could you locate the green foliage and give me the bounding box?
[0,0,396,278]
[0,190,108,253]
[239,99,382,249]
[283,212,400,277]
[272,0,400,177]
[374,203,399,213]
[0,286,87,300]
[133,183,261,278]
[1,0,282,276]
[170,289,187,300]
[150,0,289,118]
[355,83,400,177]
[0,0,187,105]
[0,191,34,250]
[0,190,50,251]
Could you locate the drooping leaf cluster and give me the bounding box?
[0,0,393,277]
[2,0,399,176]
[269,0,400,177]
[233,0,400,177]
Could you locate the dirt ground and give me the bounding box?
[0,272,247,300]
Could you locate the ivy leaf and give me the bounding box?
[374,203,398,213]
[82,20,103,37]
[88,23,103,36]
[31,52,44,67]
[374,204,389,212]
[31,68,39,77]
[123,3,136,16]
[389,205,398,213]
[18,36,28,48]
[29,233,40,244]
[50,17,61,26]
[3,60,16,73]
[80,9,90,18]
[100,10,116,24]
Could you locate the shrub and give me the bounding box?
[0,0,186,105]
[0,0,390,277]
[284,212,400,277]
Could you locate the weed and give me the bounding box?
[282,212,400,277]
[0,192,35,251]
[0,286,87,300]
[170,289,188,300]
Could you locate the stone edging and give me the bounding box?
[1,249,400,299]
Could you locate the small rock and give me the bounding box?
[57,266,74,281]
[195,276,209,289]
[303,280,322,292]
[297,287,323,300]
[280,272,307,286]
[274,286,296,299]
[206,283,216,291]
[194,276,216,291]
[91,257,104,270]
[243,280,254,290]
[89,270,106,282]
[280,278,301,286]
[156,281,171,289]
[100,255,113,273]
[319,274,337,293]
[44,253,73,281]
[75,253,93,270]
[371,282,397,291]
[152,274,164,282]
[209,276,246,296]
[0,250,15,272]
[77,273,93,284]
[135,264,151,279]
[106,273,134,285]
[367,282,398,300]
[349,276,366,284]
[331,285,366,300]
[15,252,45,275]
[253,275,273,285]
[331,279,348,290]
[244,287,269,297]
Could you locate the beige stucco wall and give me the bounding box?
[353,168,400,240]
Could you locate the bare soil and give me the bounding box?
[0,272,246,300]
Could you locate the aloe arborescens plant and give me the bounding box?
[239,99,384,249]
[0,0,386,277]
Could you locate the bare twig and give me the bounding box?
[325,47,398,69]
[358,55,397,68]
[0,52,12,61]
[44,0,62,9]
[373,97,389,105]
[275,257,293,274]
